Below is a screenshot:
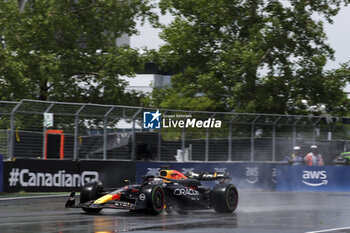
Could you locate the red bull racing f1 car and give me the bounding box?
[65,168,238,214]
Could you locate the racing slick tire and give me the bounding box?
[140,185,165,215]
[80,180,104,213]
[211,184,238,213]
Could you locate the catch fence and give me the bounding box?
[1,99,350,164]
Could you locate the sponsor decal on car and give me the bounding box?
[139,193,146,201]
[115,202,132,207]
[174,188,199,196]
[302,170,328,187]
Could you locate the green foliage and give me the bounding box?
[0,0,154,105]
[149,86,224,111]
[152,0,350,114]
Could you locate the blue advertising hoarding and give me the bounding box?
[136,162,276,190]
[2,158,350,192]
[276,165,350,192]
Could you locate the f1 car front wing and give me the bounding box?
[65,192,137,210]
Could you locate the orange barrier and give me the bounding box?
[44,130,64,160]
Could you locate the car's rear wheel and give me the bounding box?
[80,180,104,213]
[140,185,165,215]
[211,184,238,213]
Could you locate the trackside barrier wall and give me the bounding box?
[137,162,350,192]
[276,165,350,192]
[3,159,136,192]
[3,160,278,192]
[0,155,3,192]
[3,159,350,192]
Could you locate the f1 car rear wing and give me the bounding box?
[186,171,231,181]
[156,167,231,182]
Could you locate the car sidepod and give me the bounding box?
[163,183,209,210]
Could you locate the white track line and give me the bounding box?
[306,226,350,233]
[0,194,70,201]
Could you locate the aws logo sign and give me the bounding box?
[245,167,259,184]
[302,170,328,187]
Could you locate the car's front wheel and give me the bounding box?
[80,180,104,213]
[140,185,165,215]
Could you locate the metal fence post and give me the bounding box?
[131,118,136,160]
[250,124,255,162]
[228,121,232,162]
[7,129,10,158]
[293,125,296,147]
[228,115,239,162]
[73,105,85,161]
[250,116,260,162]
[157,129,161,161]
[205,114,216,162]
[313,118,322,145]
[103,106,115,160]
[157,110,167,161]
[292,117,301,147]
[9,101,22,160]
[9,114,14,160]
[181,115,191,160]
[181,126,185,155]
[272,125,276,162]
[42,103,55,160]
[205,127,209,162]
[131,108,142,161]
[272,117,281,162]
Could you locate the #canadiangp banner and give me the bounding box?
[3,159,136,192]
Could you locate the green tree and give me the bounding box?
[0,0,154,105]
[151,0,350,114]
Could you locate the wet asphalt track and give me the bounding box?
[1,191,350,233]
